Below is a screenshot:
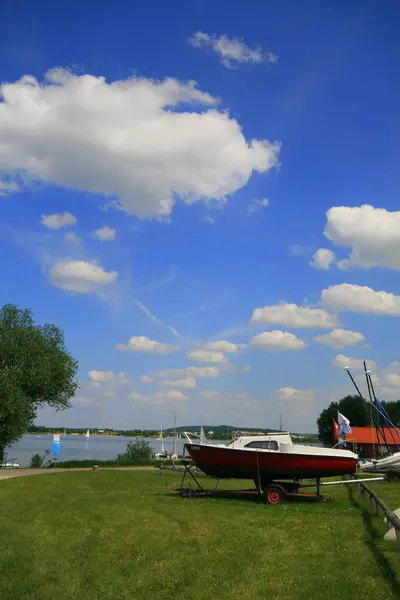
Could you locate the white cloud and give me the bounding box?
[189,32,277,69]
[202,340,240,353]
[324,205,400,270]
[250,330,307,350]
[64,232,82,244]
[251,303,338,328]
[130,389,189,402]
[129,392,145,402]
[93,226,116,242]
[140,375,154,384]
[309,248,335,270]
[332,354,377,371]
[276,387,315,401]
[187,348,229,364]
[204,216,215,225]
[153,390,189,401]
[158,378,196,389]
[379,362,400,391]
[74,395,94,405]
[117,372,131,385]
[321,283,400,315]
[313,328,365,349]
[0,179,20,195]
[40,212,77,230]
[88,370,114,383]
[200,390,220,399]
[0,69,279,219]
[153,366,220,379]
[248,198,269,215]
[49,260,118,293]
[115,335,177,354]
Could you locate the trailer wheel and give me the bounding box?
[264,485,285,505]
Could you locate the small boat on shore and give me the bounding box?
[184,431,357,483]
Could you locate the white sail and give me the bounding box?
[85,429,90,439]
[200,425,206,444]
[160,425,165,453]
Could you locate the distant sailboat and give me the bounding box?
[155,425,169,459]
[200,425,206,444]
[85,429,90,439]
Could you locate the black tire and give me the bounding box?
[264,484,285,505]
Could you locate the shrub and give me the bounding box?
[117,439,154,463]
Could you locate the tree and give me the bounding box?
[117,439,154,463]
[316,395,369,446]
[0,304,78,462]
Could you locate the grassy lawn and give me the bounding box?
[0,470,399,600]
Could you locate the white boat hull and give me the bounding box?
[359,451,400,473]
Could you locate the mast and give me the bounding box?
[279,412,283,432]
[160,425,165,454]
[172,413,177,455]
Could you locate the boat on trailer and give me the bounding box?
[181,431,360,504]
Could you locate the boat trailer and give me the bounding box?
[177,463,386,505]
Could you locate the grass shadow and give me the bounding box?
[347,484,400,596]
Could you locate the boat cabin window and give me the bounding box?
[244,440,278,450]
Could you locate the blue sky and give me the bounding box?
[1,0,400,432]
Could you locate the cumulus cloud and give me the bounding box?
[88,370,114,383]
[40,212,77,230]
[158,377,196,389]
[140,375,154,384]
[0,69,280,218]
[381,363,400,390]
[250,330,307,350]
[248,198,269,215]
[187,348,229,364]
[93,226,116,242]
[115,335,177,354]
[201,340,240,353]
[153,366,220,379]
[313,328,365,349]
[64,232,82,244]
[321,283,400,315]
[324,205,400,270]
[130,389,189,402]
[276,387,315,401]
[309,248,336,270]
[332,354,377,371]
[200,390,220,399]
[251,303,338,328]
[0,179,20,196]
[189,32,277,68]
[49,260,118,293]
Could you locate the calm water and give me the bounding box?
[5,434,225,467]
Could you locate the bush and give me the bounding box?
[29,449,51,468]
[117,439,154,462]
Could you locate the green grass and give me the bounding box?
[0,471,399,600]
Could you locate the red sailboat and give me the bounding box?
[181,431,359,503]
[185,431,357,482]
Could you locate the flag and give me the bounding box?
[333,419,339,440]
[338,412,352,435]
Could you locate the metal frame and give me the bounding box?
[359,481,400,546]
[177,464,386,504]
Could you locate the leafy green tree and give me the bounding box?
[317,395,370,446]
[0,304,78,463]
[118,439,154,463]
[317,401,339,446]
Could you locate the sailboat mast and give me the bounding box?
[172,413,177,455]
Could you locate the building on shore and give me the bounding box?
[345,427,400,459]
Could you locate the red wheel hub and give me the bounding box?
[268,491,281,504]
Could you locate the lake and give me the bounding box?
[5,434,224,467]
